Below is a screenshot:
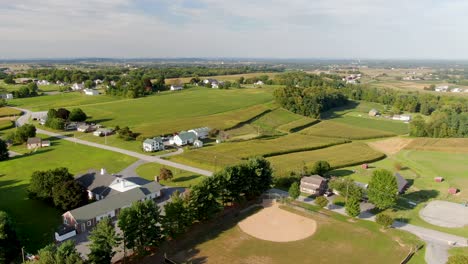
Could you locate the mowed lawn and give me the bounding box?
[329,113,409,135]
[136,162,204,188]
[0,80,62,92]
[0,135,136,251]
[268,142,385,176]
[0,107,22,118]
[169,134,347,172]
[300,120,395,139]
[167,205,416,264]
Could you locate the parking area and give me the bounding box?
[419,200,468,228]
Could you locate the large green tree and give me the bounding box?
[328,178,364,200]
[311,160,331,176]
[0,211,20,263]
[0,139,9,161]
[26,240,84,264]
[28,167,74,203]
[288,182,300,199]
[118,200,163,256]
[52,180,88,211]
[69,108,87,122]
[88,217,120,264]
[367,169,398,210]
[7,123,36,144]
[345,197,361,217]
[162,191,192,239]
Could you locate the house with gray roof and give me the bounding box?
[395,173,409,194]
[188,127,210,139]
[61,181,162,235]
[142,137,165,152]
[173,131,197,146]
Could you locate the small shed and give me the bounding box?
[434,177,444,183]
[448,188,458,195]
[362,164,368,169]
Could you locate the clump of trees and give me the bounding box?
[6,124,36,144]
[11,82,39,98]
[162,191,192,239]
[25,240,84,264]
[28,167,88,211]
[88,217,120,264]
[0,139,9,161]
[0,211,21,263]
[288,181,300,199]
[46,108,87,130]
[311,160,331,176]
[274,86,348,118]
[410,111,468,138]
[114,126,137,141]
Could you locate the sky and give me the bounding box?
[1,0,468,59]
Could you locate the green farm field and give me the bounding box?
[136,162,204,188]
[9,92,122,111]
[0,134,136,251]
[300,120,395,139]
[0,80,62,92]
[267,142,385,176]
[165,204,419,264]
[0,107,22,117]
[169,134,348,172]
[77,87,274,136]
[165,72,280,84]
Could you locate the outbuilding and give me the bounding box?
[448,187,458,195]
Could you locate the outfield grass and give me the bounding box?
[267,142,385,176]
[0,107,22,118]
[169,134,348,172]
[300,120,395,139]
[167,204,418,264]
[135,162,204,188]
[0,134,137,251]
[9,92,122,111]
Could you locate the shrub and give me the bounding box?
[375,214,394,228]
[315,196,329,208]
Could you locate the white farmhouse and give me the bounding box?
[143,137,165,152]
[254,80,264,86]
[84,88,99,96]
[435,85,448,92]
[71,83,85,91]
[0,93,13,100]
[392,115,411,122]
[188,127,210,139]
[173,131,197,146]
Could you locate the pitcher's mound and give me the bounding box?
[239,203,317,242]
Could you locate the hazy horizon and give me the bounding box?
[2,0,468,60]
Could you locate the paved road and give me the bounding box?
[268,189,468,264]
[12,107,213,176]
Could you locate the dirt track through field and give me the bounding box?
[238,201,316,242]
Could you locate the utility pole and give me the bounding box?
[21,247,25,263]
[345,180,350,204]
[214,155,217,172]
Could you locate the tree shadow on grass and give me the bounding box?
[142,205,262,264]
[320,101,360,119]
[9,148,54,161]
[329,169,354,177]
[172,175,200,183]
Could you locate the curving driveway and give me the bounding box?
[12,107,213,177]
